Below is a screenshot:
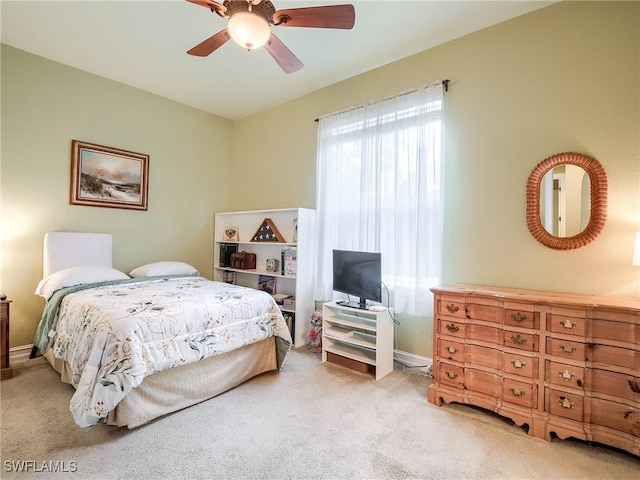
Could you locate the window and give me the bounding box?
[315,83,445,316]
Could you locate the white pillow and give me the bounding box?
[128,261,199,278]
[35,266,129,300]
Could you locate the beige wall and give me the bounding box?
[2,1,639,358]
[232,1,640,356]
[1,45,234,346]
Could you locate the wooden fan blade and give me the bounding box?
[274,4,355,29]
[187,29,230,57]
[185,0,226,15]
[264,33,303,74]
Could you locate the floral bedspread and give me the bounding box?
[36,276,291,428]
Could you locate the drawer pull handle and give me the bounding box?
[511,334,527,345]
[511,312,527,323]
[445,371,458,379]
[560,318,577,330]
[511,359,526,369]
[510,387,525,397]
[446,323,460,333]
[559,369,576,381]
[445,304,459,314]
[558,396,575,409]
[446,346,458,354]
[560,345,576,354]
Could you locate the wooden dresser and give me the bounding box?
[427,284,639,456]
[1,299,13,380]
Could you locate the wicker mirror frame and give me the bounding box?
[526,152,607,250]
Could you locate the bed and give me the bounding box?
[32,232,292,429]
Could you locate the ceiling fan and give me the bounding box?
[186,0,355,73]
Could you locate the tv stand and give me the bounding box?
[322,301,394,380]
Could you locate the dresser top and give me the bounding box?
[431,284,640,312]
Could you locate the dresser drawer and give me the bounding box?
[439,362,464,387]
[589,398,640,436]
[548,314,586,336]
[547,388,584,422]
[590,319,639,345]
[439,319,465,338]
[466,344,501,369]
[503,353,538,378]
[585,344,638,370]
[546,361,585,389]
[467,304,502,323]
[546,338,586,361]
[588,368,640,403]
[438,297,466,319]
[467,323,501,344]
[504,307,537,329]
[503,330,538,352]
[503,379,537,408]
[465,368,501,397]
[438,340,465,362]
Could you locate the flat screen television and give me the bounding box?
[332,249,382,310]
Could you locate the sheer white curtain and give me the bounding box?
[315,83,445,316]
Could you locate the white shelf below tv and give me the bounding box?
[322,301,394,380]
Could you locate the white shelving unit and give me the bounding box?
[322,301,394,380]
[213,208,316,347]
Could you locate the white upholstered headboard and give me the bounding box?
[43,232,113,278]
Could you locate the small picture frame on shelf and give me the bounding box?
[283,247,297,276]
[266,258,279,273]
[223,227,239,242]
[258,275,277,295]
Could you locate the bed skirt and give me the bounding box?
[44,337,277,428]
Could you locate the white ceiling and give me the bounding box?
[1,0,556,120]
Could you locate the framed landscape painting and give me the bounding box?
[70,140,149,210]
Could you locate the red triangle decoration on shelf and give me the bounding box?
[251,218,286,243]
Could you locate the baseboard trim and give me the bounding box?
[9,344,46,367]
[393,349,432,376]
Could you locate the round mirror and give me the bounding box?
[526,152,607,250]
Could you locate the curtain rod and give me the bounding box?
[314,79,450,123]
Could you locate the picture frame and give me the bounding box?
[70,140,149,210]
[223,227,239,242]
[258,275,277,295]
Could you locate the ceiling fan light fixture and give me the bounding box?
[228,11,271,50]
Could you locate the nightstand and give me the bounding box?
[1,299,13,380]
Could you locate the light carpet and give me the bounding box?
[1,347,638,479]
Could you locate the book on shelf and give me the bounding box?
[271,293,292,304]
[282,311,295,339]
[258,275,277,295]
[283,247,297,276]
[219,243,238,268]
